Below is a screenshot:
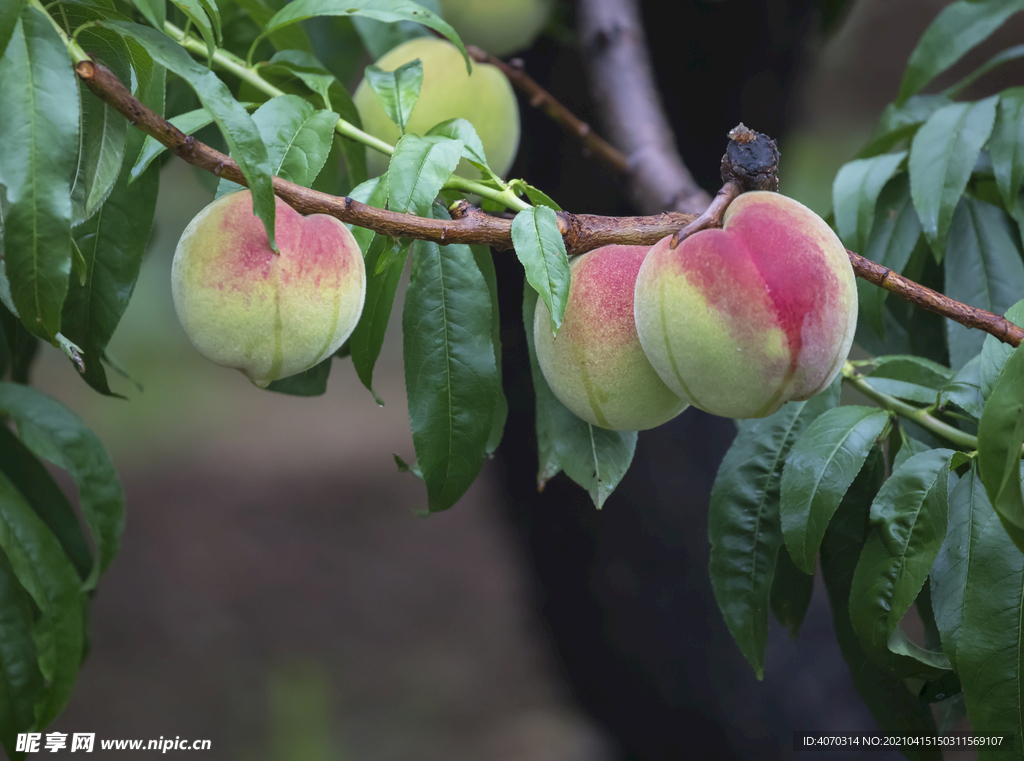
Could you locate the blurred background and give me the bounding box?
[20,0,1024,758]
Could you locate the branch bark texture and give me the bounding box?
[577,0,711,215]
[74,59,1024,350]
[466,46,630,176]
[73,61,695,255]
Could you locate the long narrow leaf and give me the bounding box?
[909,97,997,260]
[897,0,1024,105]
[780,406,890,574]
[0,383,125,590]
[708,383,839,678]
[956,466,1024,755]
[944,198,1024,369]
[511,206,570,336]
[253,0,468,70]
[0,470,86,728]
[0,8,79,338]
[821,457,942,757]
[849,448,954,663]
[403,236,498,512]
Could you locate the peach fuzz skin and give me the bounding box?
[633,192,857,419]
[171,191,366,387]
[534,245,688,431]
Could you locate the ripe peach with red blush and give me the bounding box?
[534,244,688,431]
[633,191,857,419]
[171,190,366,387]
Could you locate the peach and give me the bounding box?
[534,245,688,431]
[171,190,366,387]
[438,0,552,57]
[633,192,857,419]
[353,37,520,179]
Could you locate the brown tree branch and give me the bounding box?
[576,0,711,215]
[73,60,695,255]
[465,45,630,176]
[851,251,1024,347]
[74,59,1024,349]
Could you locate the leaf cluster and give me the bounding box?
[708,3,1024,752]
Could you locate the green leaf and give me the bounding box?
[944,197,1024,369]
[511,206,569,337]
[253,0,469,70]
[978,345,1024,542]
[0,547,43,761]
[0,382,125,590]
[849,448,954,664]
[257,50,367,188]
[897,0,1024,106]
[263,355,332,396]
[509,179,561,210]
[344,174,387,253]
[955,466,1024,754]
[892,426,932,475]
[865,356,951,405]
[350,235,408,404]
[426,118,498,181]
[769,547,814,639]
[0,8,79,339]
[0,426,91,582]
[978,298,1024,401]
[62,5,132,227]
[169,0,217,63]
[471,245,506,454]
[64,120,160,396]
[364,59,422,134]
[781,406,891,574]
[991,87,1024,217]
[260,52,335,108]
[855,175,922,337]
[387,134,463,215]
[0,0,26,62]
[859,95,950,159]
[930,466,988,672]
[0,302,38,385]
[131,104,256,182]
[98,20,277,251]
[402,236,498,512]
[217,95,338,195]
[350,0,439,58]
[0,468,86,728]
[940,354,985,419]
[833,152,906,253]
[130,0,165,31]
[708,385,839,678]
[909,97,997,260]
[345,178,401,403]
[820,455,942,756]
[523,286,636,508]
[233,0,314,54]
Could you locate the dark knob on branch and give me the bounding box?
[721,124,780,192]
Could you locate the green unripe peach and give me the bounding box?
[633,191,857,419]
[171,190,366,388]
[353,37,520,179]
[438,0,552,57]
[534,245,688,431]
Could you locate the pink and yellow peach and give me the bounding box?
[534,245,688,431]
[634,192,857,419]
[171,190,366,387]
